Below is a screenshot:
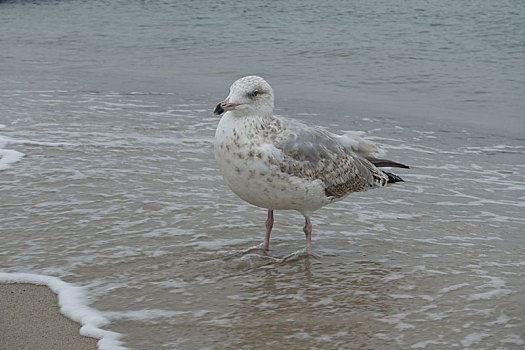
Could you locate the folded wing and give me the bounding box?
[269,119,395,198]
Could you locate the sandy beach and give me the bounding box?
[0,283,98,350]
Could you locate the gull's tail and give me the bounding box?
[382,170,404,184]
[366,157,409,184]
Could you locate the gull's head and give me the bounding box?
[214,76,274,118]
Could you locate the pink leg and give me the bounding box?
[264,209,274,251]
[303,216,312,254]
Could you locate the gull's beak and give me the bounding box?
[213,99,240,115]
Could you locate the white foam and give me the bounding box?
[0,134,24,170]
[312,297,334,307]
[485,313,510,326]
[438,283,470,294]
[461,144,524,154]
[467,275,511,301]
[1,135,71,147]
[0,272,127,350]
[103,309,192,321]
[389,294,414,299]
[0,148,25,170]
[379,311,415,330]
[460,332,489,347]
[382,272,405,282]
[468,288,510,301]
[411,340,444,349]
[501,334,524,346]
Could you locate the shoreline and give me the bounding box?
[2,70,522,139]
[0,283,99,350]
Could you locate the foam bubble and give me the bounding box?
[0,272,127,350]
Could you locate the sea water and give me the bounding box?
[1,0,524,349]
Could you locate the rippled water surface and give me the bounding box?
[1,0,524,349]
[1,88,523,349]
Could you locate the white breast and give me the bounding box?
[214,113,329,215]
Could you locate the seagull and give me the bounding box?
[213,76,408,254]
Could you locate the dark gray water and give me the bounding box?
[1,1,524,349]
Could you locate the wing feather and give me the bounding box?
[265,118,388,198]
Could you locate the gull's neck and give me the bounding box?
[226,110,275,124]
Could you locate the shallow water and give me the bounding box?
[1,0,524,349]
[1,88,524,349]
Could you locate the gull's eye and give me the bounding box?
[250,90,259,98]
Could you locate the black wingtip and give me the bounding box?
[382,171,404,184]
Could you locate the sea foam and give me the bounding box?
[0,272,127,350]
[0,135,24,170]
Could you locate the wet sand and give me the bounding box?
[0,283,98,350]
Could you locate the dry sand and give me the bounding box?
[0,283,98,350]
